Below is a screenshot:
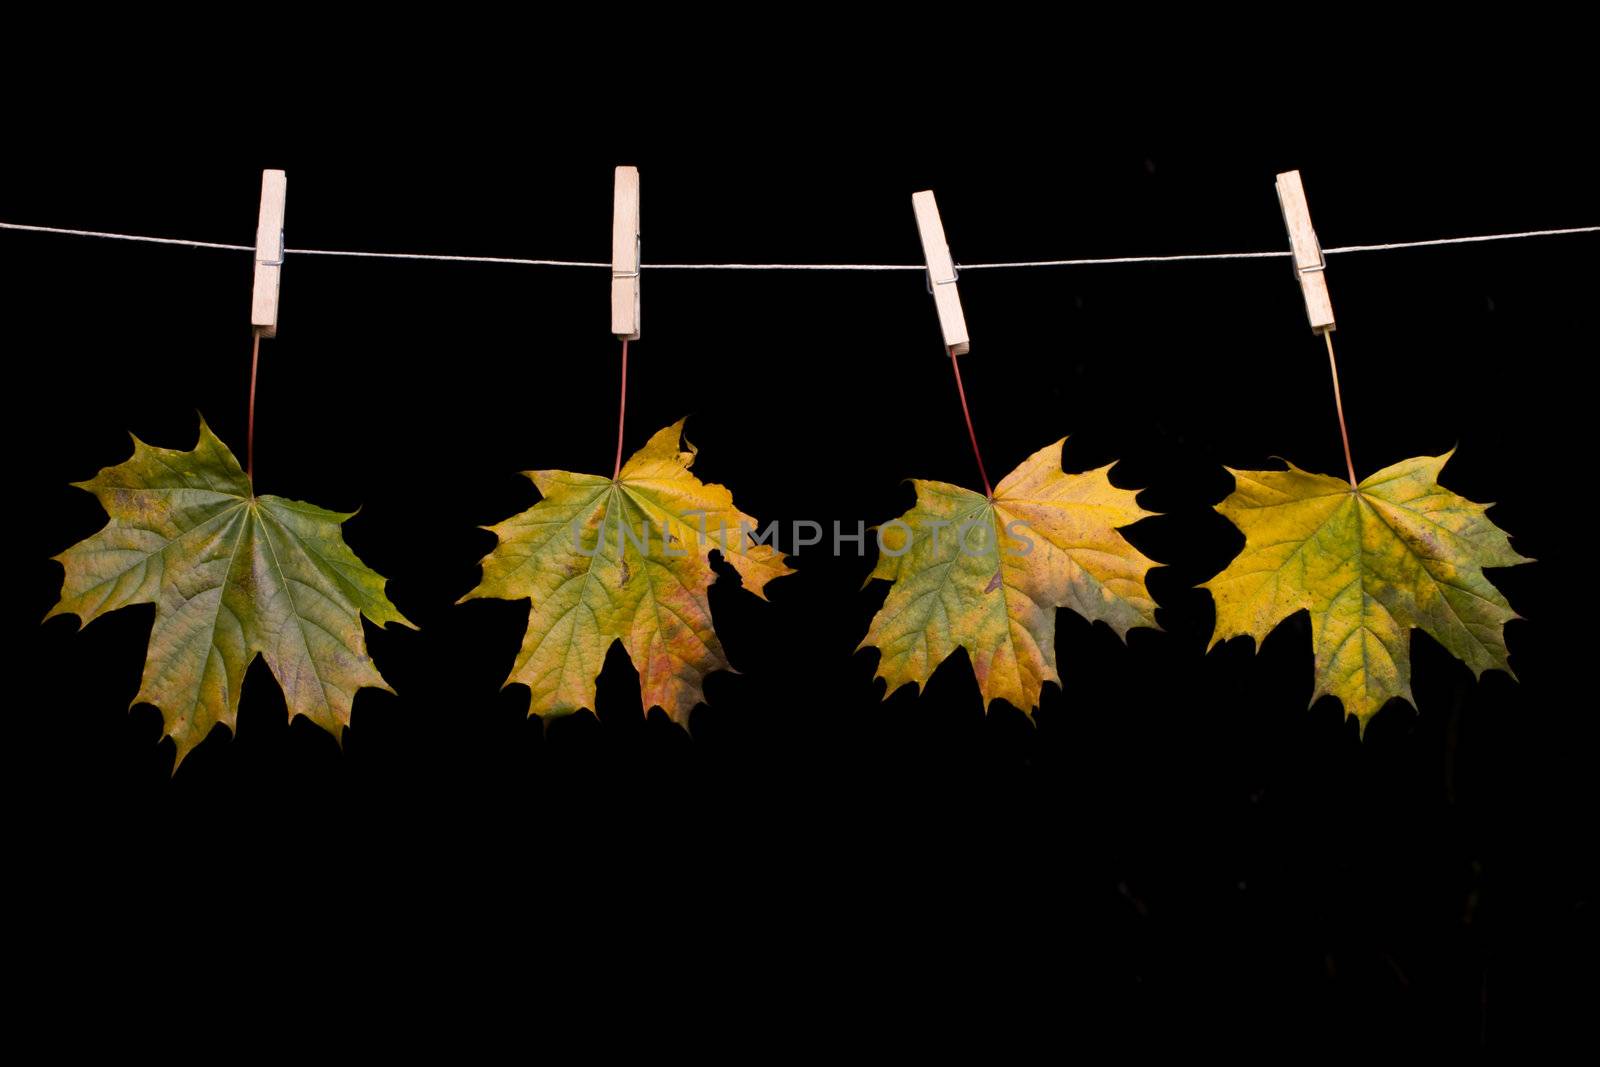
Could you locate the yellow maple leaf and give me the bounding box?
[461,420,793,726]
[859,438,1161,713]
[1203,451,1531,731]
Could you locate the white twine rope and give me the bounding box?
[1,220,1596,270]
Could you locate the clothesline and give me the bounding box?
[1,220,1596,270]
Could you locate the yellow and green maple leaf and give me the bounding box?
[462,420,793,726]
[48,418,413,767]
[859,437,1161,713]
[1203,451,1530,730]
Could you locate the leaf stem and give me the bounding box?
[612,337,629,480]
[949,346,993,498]
[1324,330,1357,488]
[248,330,261,487]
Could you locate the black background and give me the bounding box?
[7,98,1593,1048]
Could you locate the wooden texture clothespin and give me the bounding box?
[911,190,970,355]
[611,165,641,340]
[1275,170,1335,334]
[251,169,287,338]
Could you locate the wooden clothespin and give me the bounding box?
[1275,170,1334,333]
[911,190,969,355]
[611,165,641,340]
[251,169,287,337]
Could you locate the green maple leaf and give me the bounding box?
[47,418,413,768]
[859,437,1161,713]
[1203,451,1531,731]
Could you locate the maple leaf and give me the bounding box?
[859,438,1161,713]
[1202,451,1531,731]
[47,418,414,768]
[460,419,793,726]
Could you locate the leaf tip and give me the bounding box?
[997,696,1042,724]
[165,740,186,779]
